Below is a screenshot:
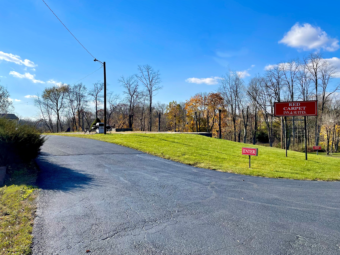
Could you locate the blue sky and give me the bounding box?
[1,0,340,118]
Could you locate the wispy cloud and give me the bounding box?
[323,57,340,78]
[24,95,38,99]
[264,58,340,78]
[9,71,44,84]
[47,79,66,87]
[8,98,21,102]
[279,23,339,52]
[185,77,223,85]
[0,51,37,67]
[216,48,248,58]
[213,48,248,68]
[236,65,255,78]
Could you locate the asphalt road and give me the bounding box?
[33,135,340,255]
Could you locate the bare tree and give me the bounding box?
[248,76,275,147]
[266,65,286,148]
[89,82,104,120]
[304,53,323,146]
[219,71,243,142]
[35,95,54,132]
[42,85,69,132]
[119,75,141,129]
[107,93,120,127]
[0,85,12,113]
[135,65,162,131]
[74,83,88,130]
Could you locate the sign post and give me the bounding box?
[313,146,322,155]
[242,148,258,168]
[274,101,317,160]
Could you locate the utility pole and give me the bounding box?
[94,59,107,134]
[174,114,176,132]
[195,112,198,132]
[304,116,307,160]
[219,109,222,139]
[158,113,161,132]
[103,62,107,134]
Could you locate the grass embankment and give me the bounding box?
[0,163,38,255]
[53,133,340,181]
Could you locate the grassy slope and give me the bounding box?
[0,163,38,255]
[53,133,340,181]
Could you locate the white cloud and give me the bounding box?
[9,71,44,84]
[47,79,66,87]
[236,70,250,78]
[25,95,38,99]
[264,64,277,71]
[185,77,223,85]
[265,58,340,78]
[264,62,297,71]
[8,98,21,102]
[0,51,37,67]
[323,57,340,78]
[236,65,255,78]
[279,23,339,52]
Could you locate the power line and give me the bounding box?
[73,65,103,84]
[41,0,96,60]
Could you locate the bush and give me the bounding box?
[0,118,45,165]
[300,146,326,153]
[256,130,269,143]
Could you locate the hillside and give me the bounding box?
[53,133,340,181]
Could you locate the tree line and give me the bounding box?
[27,53,340,154]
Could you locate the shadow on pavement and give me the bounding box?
[35,157,96,192]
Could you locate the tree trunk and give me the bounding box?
[253,111,257,145]
[149,97,152,132]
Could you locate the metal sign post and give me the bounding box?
[274,101,318,160]
[313,146,321,155]
[242,148,258,168]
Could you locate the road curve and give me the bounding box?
[33,135,340,255]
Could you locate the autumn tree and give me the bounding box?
[166,101,185,132]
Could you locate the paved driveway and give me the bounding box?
[33,135,340,255]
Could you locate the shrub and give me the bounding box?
[256,130,269,143]
[300,146,326,153]
[0,118,45,165]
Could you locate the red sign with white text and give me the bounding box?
[274,101,317,117]
[313,146,322,151]
[242,148,258,156]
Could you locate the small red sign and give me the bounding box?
[242,148,258,156]
[274,101,317,117]
[313,146,322,151]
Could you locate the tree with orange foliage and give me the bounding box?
[166,101,185,132]
[185,93,224,134]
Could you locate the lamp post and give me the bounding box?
[219,108,222,139]
[94,59,106,134]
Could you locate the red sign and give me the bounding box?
[242,148,258,156]
[274,101,317,117]
[313,146,322,151]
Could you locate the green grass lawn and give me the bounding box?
[0,163,38,255]
[52,133,340,181]
[310,152,340,158]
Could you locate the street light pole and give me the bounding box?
[103,62,107,134]
[94,59,107,134]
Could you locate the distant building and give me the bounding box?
[0,114,19,124]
